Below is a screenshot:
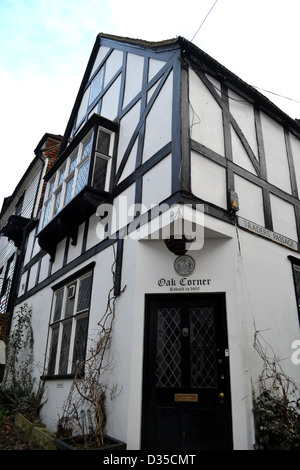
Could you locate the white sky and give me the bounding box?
[0,0,300,208]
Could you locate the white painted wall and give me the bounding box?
[261,113,292,194]
[123,53,144,109]
[191,152,227,209]
[142,72,173,163]
[234,175,265,226]
[123,214,300,449]
[270,194,298,241]
[229,90,258,160]
[189,70,225,157]
[141,155,172,211]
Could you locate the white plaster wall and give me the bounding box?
[66,222,85,263]
[229,90,258,158]
[189,69,225,157]
[101,74,121,121]
[148,58,166,82]
[191,152,227,209]
[142,72,173,163]
[231,129,257,174]
[27,261,39,291]
[38,254,51,283]
[117,101,141,170]
[31,233,41,259]
[23,229,36,265]
[50,239,65,273]
[18,272,27,297]
[89,46,110,78]
[235,229,300,385]
[112,183,136,235]
[123,53,144,109]
[141,155,172,212]
[261,113,292,194]
[86,213,101,251]
[270,194,298,241]
[103,49,123,88]
[119,139,138,182]
[234,175,265,226]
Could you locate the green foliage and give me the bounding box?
[0,304,45,421]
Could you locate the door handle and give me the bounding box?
[219,392,225,399]
[182,327,189,337]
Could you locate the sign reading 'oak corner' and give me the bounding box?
[238,217,298,251]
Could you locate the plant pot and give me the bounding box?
[54,434,126,451]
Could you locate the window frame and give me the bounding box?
[289,255,300,327]
[44,265,95,379]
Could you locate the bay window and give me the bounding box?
[37,115,117,260]
[40,131,95,229]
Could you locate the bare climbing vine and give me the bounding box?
[252,329,300,450]
[57,244,126,448]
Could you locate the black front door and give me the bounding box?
[142,294,233,450]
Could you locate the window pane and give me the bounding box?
[49,178,56,196]
[53,290,64,322]
[74,159,89,195]
[59,322,72,374]
[81,133,93,161]
[43,199,52,227]
[89,69,103,104]
[93,157,108,191]
[69,153,77,173]
[53,189,62,216]
[77,275,92,312]
[65,176,74,205]
[58,166,66,185]
[65,292,75,318]
[48,326,59,375]
[72,316,89,374]
[97,130,110,155]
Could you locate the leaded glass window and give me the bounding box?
[47,271,93,377]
